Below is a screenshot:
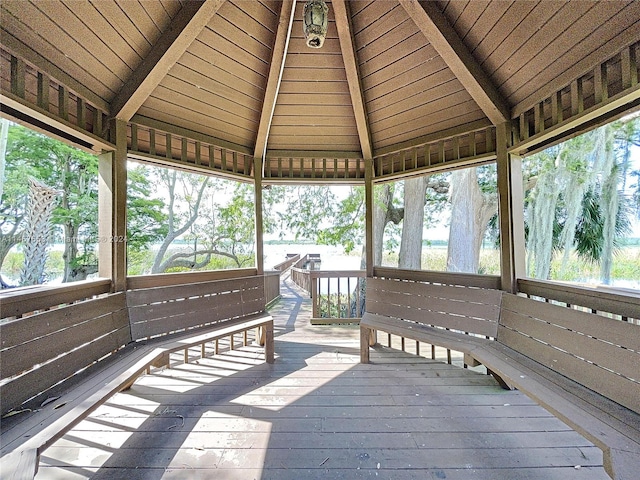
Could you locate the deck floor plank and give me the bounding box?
[35,276,609,479]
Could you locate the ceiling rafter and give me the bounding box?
[110,0,226,122]
[399,0,510,125]
[333,0,373,160]
[253,0,296,161]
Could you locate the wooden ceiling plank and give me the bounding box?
[511,7,640,115]
[253,0,295,160]
[374,118,492,158]
[334,0,375,159]
[131,113,252,156]
[399,0,510,124]
[110,0,225,122]
[0,29,109,111]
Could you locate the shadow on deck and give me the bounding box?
[36,274,608,479]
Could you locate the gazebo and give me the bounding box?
[1,1,639,479]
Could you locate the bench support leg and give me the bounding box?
[487,369,513,390]
[604,447,640,480]
[264,323,275,364]
[360,327,371,363]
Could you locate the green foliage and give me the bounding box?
[127,165,168,253]
[524,116,640,283]
[274,186,365,254]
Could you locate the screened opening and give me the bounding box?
[374,163,500,275]
[126,162,256,276]
[523,115,640,289]
[0,120,99,287]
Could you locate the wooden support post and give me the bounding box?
[215,339,219,355]
[201,342,206,358]
[431,344,435,360]
[244,330,248,346]
[360,327,371,363]
[230,333,235,350]
[98,119,127,291]
[37,73,50,110]
[365,158,374,277]
[184,348,189,364]
[265,322,275,364]
[497,122,525,293]
[311,275,319,318]
[254,157,264,275]
[10,56,25,98]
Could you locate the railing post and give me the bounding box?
[311,272,319,318]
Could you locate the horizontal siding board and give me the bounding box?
[126,269,258,290]
[497,325,639,414]
[1,293,127,350]
[366,288,498,320]
[128,287,263,326]
[372,267,501,289]
[500,307,640,384]
[502,294,640,353]
[366,297,498,338]
[127,276,264,306]
[0,279,112,323]
[129,296,265,340]
[517,279,640,320]
[0,319,130,413]
[1,309,127,380]
[368,277,502,313]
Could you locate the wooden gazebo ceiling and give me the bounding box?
[1,0,640,180]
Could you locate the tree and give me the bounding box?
[142,166,260,274]
[524,117,640,283]
[446,166,497,273]
[399,177,428,269]
[19,178,59,285]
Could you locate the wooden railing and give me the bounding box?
[272,254,300,272]
[264,271,281,306]
[0,278,112,320]
[517,278,640,325]
[310,270,366,324]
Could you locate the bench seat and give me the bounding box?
[360,276,640,480]
[1,313,273,480]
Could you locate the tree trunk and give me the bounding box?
[20,179,59,285]
[399,177,427,269]
[446,168,494,273]
[0,118,8,201]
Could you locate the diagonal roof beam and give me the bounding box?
[253,0,296,161]
[110,0,225,122]
[333,0,373,160]
[399,0,510,125]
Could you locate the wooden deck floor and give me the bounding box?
[36,276,609,479]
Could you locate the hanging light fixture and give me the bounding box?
[303,0,329,49]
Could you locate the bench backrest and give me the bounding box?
[499,293,640,414]
[366,277,502,338]
[0,293,130,414]
[126,275,266,341]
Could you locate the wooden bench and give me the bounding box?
[0,274,274,480]
[360,275,640,480]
